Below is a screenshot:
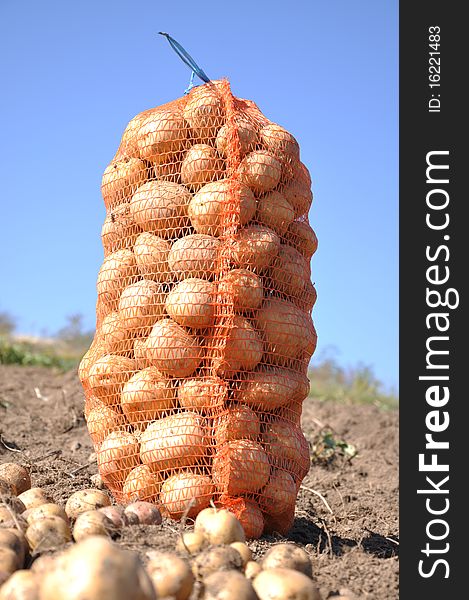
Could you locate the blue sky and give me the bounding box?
[0,1,398,390]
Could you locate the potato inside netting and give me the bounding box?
[80,78,318,537]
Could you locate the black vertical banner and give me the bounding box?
[400,2,464,598]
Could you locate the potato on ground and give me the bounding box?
[86,403,126,447]
[65,489,111,520]
[101,157,147,210]
[121,367,177,427]
[259,470,297,516]
[17,488,51,511]
[261,544,313,578]
[188,179,256,237]
[24,503,69,525]
[146,551,194,600]
[252,568,321,600]
[202,570,258,600]
[0,548,21,581]
[118,280,166,334]
[165,278,216,329]
[168,234,221,280]
[229,226,280,272]
[0,464,30,496]
[98,505,127,530]
[183,82,225,140]
[213,405,260,445]
[133,232,171,282]
[270,244,311,298]
[262,420,310,482]
[0,530,27,567]
[213,316,263,377]
[212,440,270,495]
[194,507,245,545]
[284,221,318,258]
[256,298,316,362]
[87,354,136,406]
[233,367,300,410]
[140,411,208,471]
[256,190,295,236]
[26,516,72,552]
[238,150,282,193]
[159,472,213,519]
[0,569,38,600]
[124,502,162,526]
[38,535,156,600]
[73,510,114,542]
[123,465,162,503]
[136,109,188,163]
[181,144,225,191]
[178,376,228,414]
[216,118,259,158]
[218,269,263,311]
[96,431,140,486]
[176,531,207,555]
[101,202,141,256]
[145,318,203,377]
[129,180,191,237]
[96,249,138,311]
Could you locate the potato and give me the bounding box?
[0,497,25,521]
[136,109,188,163]
[145,318,203,377]
[202,570,258,600]
[238,151,282,193]
[0,530,26,568]
[213,405,260,445]
[98,505,127,530]
[123,465,162,503]
[38,535,156,600]
[124,502,162,526]
[121,367,176,427]
[65,489,111,520]
[73,510,113,542]
[96,249,138,311]
[259,470,297,516]
[146,551,194,600]
[159,472,213,519]
[181,144,224,191]
[0,547,20,577]
[183,82,225,140]
[284,221,318,258]
[153,154,183,183]
[212,440,270,495]
[24,503,68,525]
[129,180,191,237]
[165,278,216,329]
[295,279,318,313]
[262,420,310,482]
[0,465,30,496]
[101,158,147,210]
[176,531,207,555]
[188,180,256,237]
[194,508,245,545]
[178,376,227,414]
[261,544,312,577]
[192,546,243,581]
[168,234,221,280]
[85,404,126,447]
[216,118,259,158]
[133,337,149,369]
[260,124,300,161]
[252,568,321,600]
[99,311,132,355]
[245,561,262,580]
[229,226,280,272]
[140,411,208,471]
[0,569,38,600]
[97,431,140,485]
[256,191,295,236]
[30,554,55,576]
[0,480,13,496]
[17,488,51,511]
[87,354,136,406]
[282,179,313,218]
[233,367,301,410]
[229,542,252,566]
[25,516,72,552]
[213,316,263,377]
[218,269,263,311]
[101,202,141,256]
[256,299,316,362]
[118,109,158,158]
[134,232,171,282]
[232,499,264,539]
[270,244,311,298]
[118,280,166,334]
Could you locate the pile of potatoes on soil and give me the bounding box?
[0,462,356,600]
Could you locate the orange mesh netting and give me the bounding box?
[79,79,318,538]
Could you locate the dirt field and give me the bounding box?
[0,365,399,599]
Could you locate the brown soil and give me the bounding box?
[0,365,398,599]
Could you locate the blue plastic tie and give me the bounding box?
[159,32,211,89]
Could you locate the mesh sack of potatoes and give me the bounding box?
[79,79,318,538]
